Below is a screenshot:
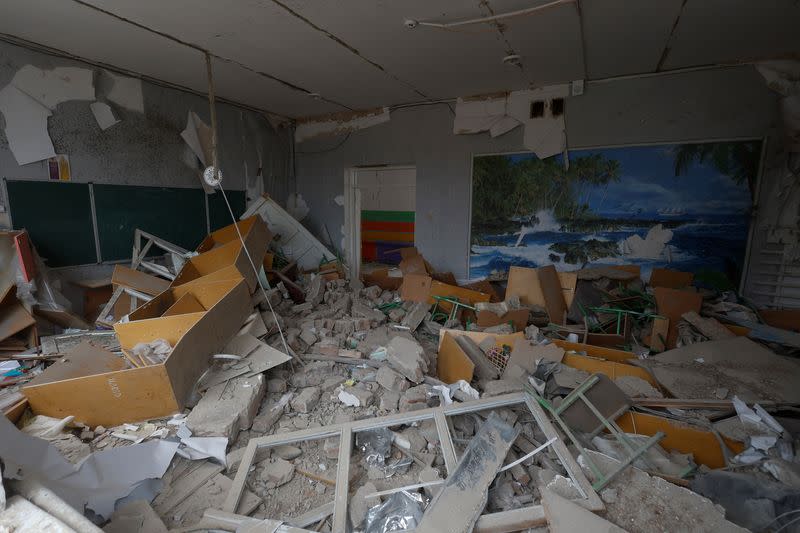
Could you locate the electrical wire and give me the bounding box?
[760,509,800,532]
[774,514,800,533]
[216,181,301,365]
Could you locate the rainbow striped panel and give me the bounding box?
[361,210,414,264]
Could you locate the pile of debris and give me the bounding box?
[2,199,800,532]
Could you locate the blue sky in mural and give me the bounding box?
[470,142,758,285]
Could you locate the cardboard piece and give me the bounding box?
[653,287,702,348]
[506,266,571,321]
[172,216,271,293]
[23,278,251,426]
[557,271,578,309]
[506,266,545,307]
[538,265,567,324]
[476,308,529,332]
[649,268,694,289]
[429,280,490,312]
[400,274,432,303]
[112,265,170,297]
[399,254,427,275]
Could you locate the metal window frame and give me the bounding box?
[223,392,602,532]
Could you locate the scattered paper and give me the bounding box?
[338,389,361,407]
[106,71,144,113]
[90,102,120,130]
[12,65,94,110]
[0,416,178,518]
[178,436,228,465]
[0,84,56,165]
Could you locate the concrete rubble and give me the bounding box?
[4,232,800,533]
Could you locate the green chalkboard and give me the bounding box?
[93,184,207,261]
[208,189,247,231]
[6,180,96,267]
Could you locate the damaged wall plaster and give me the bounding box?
[453,85,570,159]
[296,66,779,281]
[295,107,390,143]
[0,40,291,201]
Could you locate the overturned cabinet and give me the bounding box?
[23,278,251,426]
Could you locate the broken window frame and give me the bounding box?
[222,391,602,532]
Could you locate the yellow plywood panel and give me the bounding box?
[563,353,661,389]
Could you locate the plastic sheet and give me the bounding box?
[357,427,393,468]
[363,490,425,533]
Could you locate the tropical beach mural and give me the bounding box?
[469,141,760,286]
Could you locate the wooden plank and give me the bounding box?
[563,353,661,388]
[476,309,529,332]
[400,273,432,303]
[649,316,670,352]
[616,411,744,469]
[332,428,352,533]
[557,271,578,309]
[437,332,475,384]
[551,339,635,363]
[653,287,702,348]
[162,292,206,317]
[538,265,567,324]
[112,264,170,296]
[649,268,694,288]
[506,266,545,307]
[0,294,35,342]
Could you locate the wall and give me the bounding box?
[0,39,292,217]
[296,66,782,285]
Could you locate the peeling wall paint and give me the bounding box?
[296,66,779,281]
[0,40,291,205]
[295,107,390,143]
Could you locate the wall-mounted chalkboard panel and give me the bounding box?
[208,189,247,231]
[93,184,207,261]
[6,180,96,267]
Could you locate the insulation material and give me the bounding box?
[0,84,56,165]
[11,65,94,110]
[106,71,144,113]
[757,61,800,152]
[453,85,570,159]
[295,107,390,143]
[89,102,120,130]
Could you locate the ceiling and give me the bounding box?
[0,0,797,119]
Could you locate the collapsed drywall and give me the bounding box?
[452,85,570,159]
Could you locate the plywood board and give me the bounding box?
[461,279,501,302]
[437,331,475,384]
[112,265,170,296]
[428,280,490,311]
[399,254,427,275]
[650,268,694,289]
[506,266,545,307]
[653,287,702,348]
[362,268,402,291]
[538,265,567,324]
[616,411,744,469]
[557,271,577,309]
[649,316,670,352]
[437,328,525,351]
[476,309,529,332]
[563,353,661,388]
[163,292,206,317]
[0,293,35,342]
[400,274,432,303]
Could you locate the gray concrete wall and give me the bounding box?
[296,66,780,280]
[0,39,292,210]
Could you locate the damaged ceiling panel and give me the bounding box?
[580,0,686,78]
[499,2,585,86]
[281,0,532,99]
[661,0,800,70]
[77,0,421,109]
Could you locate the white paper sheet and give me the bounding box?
[0,416,178,519]
[106,72,144,113]
[90,102,120,130]
[12,65,94,110]
[0,84,56,165]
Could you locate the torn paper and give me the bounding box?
[11,65,94,110]
[90,102,120,130]
[0,84,56,165]
[0,415,178,519]
[453,85,570,159]
[181,111,212,167]
[295,107,389,143]
[106,71,144,113]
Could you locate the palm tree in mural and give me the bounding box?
[672,141,761,195]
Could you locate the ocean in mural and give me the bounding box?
[469,141,760,286]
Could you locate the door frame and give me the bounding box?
[343,165,416,281]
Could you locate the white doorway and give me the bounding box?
[343,165,416,281]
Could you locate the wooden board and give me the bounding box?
[163,292,206,317]
[476,309,529,332]
[400,273,433,303]
[563,353,661,388]
[506,266,545,308]
[557,271,578,309]
[649,268,694,289]
[649,316,670,352]
[616,411,744,469]
[428,280,490,311]
[0,292,35,342]
[112,265,170,296]
[653,287,702,348]
[437,332,475,384]
[538,265,567,324]
[550,339,635,363]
